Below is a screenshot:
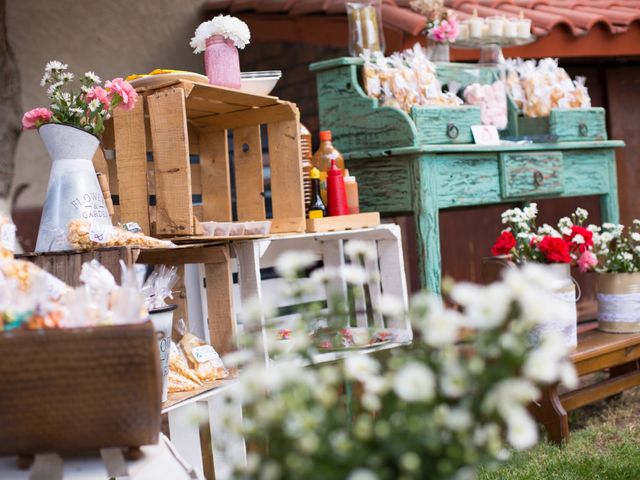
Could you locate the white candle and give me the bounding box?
[486,16,504,37]
[503,19,517,38]
[517,18,532,38]
[468,17,484,38]
[457,22,469,41]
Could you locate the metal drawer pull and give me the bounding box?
[446,123,459,139]
[578,122,589,137]
[533,170,544,186]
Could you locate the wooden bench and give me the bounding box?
[532,328,640,445]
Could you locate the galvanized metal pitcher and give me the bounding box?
[35,123,112,252]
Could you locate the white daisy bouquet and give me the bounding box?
[22,60,137,136]
[590,221,640,273]
[190,15,251,53]
[217,246,576,480]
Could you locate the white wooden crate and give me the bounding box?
[233,224,412,362]
[166,224,411,480]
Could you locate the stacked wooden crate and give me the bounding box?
[102,80,306,238]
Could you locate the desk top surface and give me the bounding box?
[344,140,625,160]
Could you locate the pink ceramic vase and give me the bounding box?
[204,35,241,89]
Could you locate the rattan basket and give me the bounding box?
[0,322,162,456]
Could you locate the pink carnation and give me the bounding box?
[22,108,53,130]
[577,250,598,273]
[85,86,110,110]
[429,17,460,43]
[105,77,138,112]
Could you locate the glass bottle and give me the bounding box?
[311,130,344,205]
[308,167,327,219]
[347,1,385,57]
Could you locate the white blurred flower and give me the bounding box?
[451,282,512,329]
[572,234,585,245]
[484,378,539,416]
[394,362,435,403]
[83,71,101,84]
[345,354,380,381]
[575,207,588,222]
[362,392,381,411]
[559,361,579,389]
[505,407,538,450]
[587,224,601,233]
[421,308,460,347]
[345,240,377,262]
[537,224,562,238]
[340,264,368,285]
[632,232,640,242]
[362,375,389,395]
[523,203,538,221]
[275,251,319,278]
[45,60,67,71]
[347,469,379,480]
[374,293,405,318]
[444,407,472,431]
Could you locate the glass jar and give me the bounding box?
[347,1,385,57]
[204,35,241,89]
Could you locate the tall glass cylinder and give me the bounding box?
[347,1,385,57]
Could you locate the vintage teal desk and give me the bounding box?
[311,58,625,292]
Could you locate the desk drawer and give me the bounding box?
[550,108,607,142]
[500,152,564,199]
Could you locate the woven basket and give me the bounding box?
[0,322,162,456]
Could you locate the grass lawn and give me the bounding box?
[480,386,640,480]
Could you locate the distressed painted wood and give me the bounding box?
[312,57,623,292]
[436,154,501,208]
[500,151,564,199]
[411,106,481,145]
[413,157,442,293]
[550,108,607,142]
[313,62,416,152]
[562,150,611,196]
[346,157,413,213]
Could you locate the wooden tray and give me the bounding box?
[306,212,380,233]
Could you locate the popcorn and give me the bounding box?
[67,219,175,250]
[505,58,592,118]
[362,44,463,113]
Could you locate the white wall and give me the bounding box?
[7,0,208,207]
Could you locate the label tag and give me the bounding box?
[192,345,219,363]
[89,223,113,243]
[1,224,16,252]
[471,125,501,145]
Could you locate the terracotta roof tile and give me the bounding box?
[205,0,640,41]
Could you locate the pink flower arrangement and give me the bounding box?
[428,16,460,43]
[22,108,53,130]
[105,78,138,112]
[22,60,138,136]
[85,86,110,111]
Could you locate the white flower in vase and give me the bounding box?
[190,15,251,53]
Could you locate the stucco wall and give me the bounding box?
[7,0,208,207]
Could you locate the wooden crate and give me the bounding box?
[103,80,306,238]
[306,212,380,233]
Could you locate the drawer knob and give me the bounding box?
[578,122,589,137]
[533,170,544,187]
[446,123,459,139]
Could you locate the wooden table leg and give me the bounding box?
[414,158,442,293]
[531,385,570,446]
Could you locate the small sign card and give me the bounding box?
[471,125,501,145]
